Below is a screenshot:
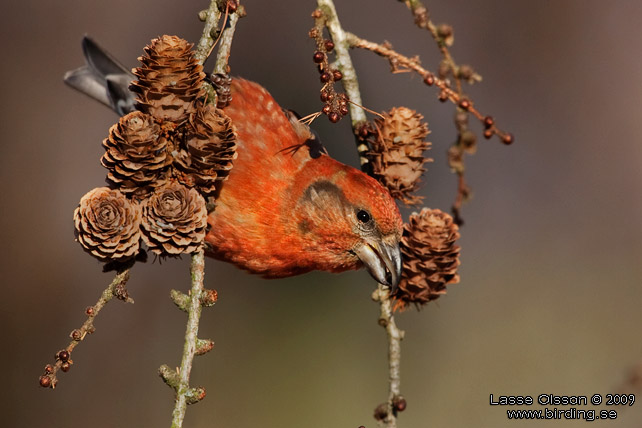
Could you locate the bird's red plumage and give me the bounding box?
[205,79,402,278]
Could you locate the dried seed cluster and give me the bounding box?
[310,10,349,123]
[74,35,237,260]
[392,208,461,310]
[364,107,432,205]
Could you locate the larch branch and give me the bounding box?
[169,251,207,428]
[39,268,133,389]
[316,0,371,170]
[373,284,405,428]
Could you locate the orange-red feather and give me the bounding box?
[205,79,402,277]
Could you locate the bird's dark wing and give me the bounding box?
[64,36,136,115]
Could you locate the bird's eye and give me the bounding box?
[357,210,371,223]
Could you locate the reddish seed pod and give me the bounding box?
[326,92,335,101]
[322,105,332,115]
[70,329,82,341]
[85,306,95,316]
[320,91,329,102]
[320,72,332,83]
[324,40,335,52]
[393,396,407,412]
[423,74,435,86]
[483,116,495,128]
[502,133,514,145]
[57,350,70,362]
[332,70,343,81]
[483,129,494,139]
[44,364,54,374]
[458,99,471,110]
[339,105,349,116]
[438,92,448,102]
[313,51,325,63]
[39,375,52,388]
[61,361,71,372]
[328,112,340,123]
[357,124,371,139]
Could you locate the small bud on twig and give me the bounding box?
[393,395,407,412]
[185,386,207,405]
[374,403,388,421]
[158,364,180,390]
[171,290,190,312]
[200,289,218,307]
[195,339,215,356]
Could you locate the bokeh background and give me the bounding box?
[2,1,642,427]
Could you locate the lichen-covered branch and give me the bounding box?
[39,269,133,389]
[372,284,405,428]
[168,251,208,428]
[195,0,223,64]
[316,0,365,126]
[316,0,371,170]
[163,4,239,425]
[213,6,242,74]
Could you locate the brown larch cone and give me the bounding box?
[73,187,142,261]
[101,111,172,199]
[173,102,237,194]
[210,73,233,109]
[367,107,432,205]
[140,182,208,255]
[130,35,205,124]
[392,208,461,310]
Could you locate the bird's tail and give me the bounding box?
[64,36,136,115]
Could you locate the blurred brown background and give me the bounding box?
[2,1,642,427]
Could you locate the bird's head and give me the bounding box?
[292,159,403,290]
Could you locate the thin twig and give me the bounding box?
[398,0,464,92]
[316,0,365,125]
[195,0,223,64]
[345,32,508,136]
[372,284,405,428]
[213,7,241,74]
[194,0,224,105]
[39,269,133,389]
[164,3,240,424]
[401,0,474,223]
[169,251,207,428]
[316,0,371,170]
[395,0,513,223]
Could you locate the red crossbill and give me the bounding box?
[65,37,403,289]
